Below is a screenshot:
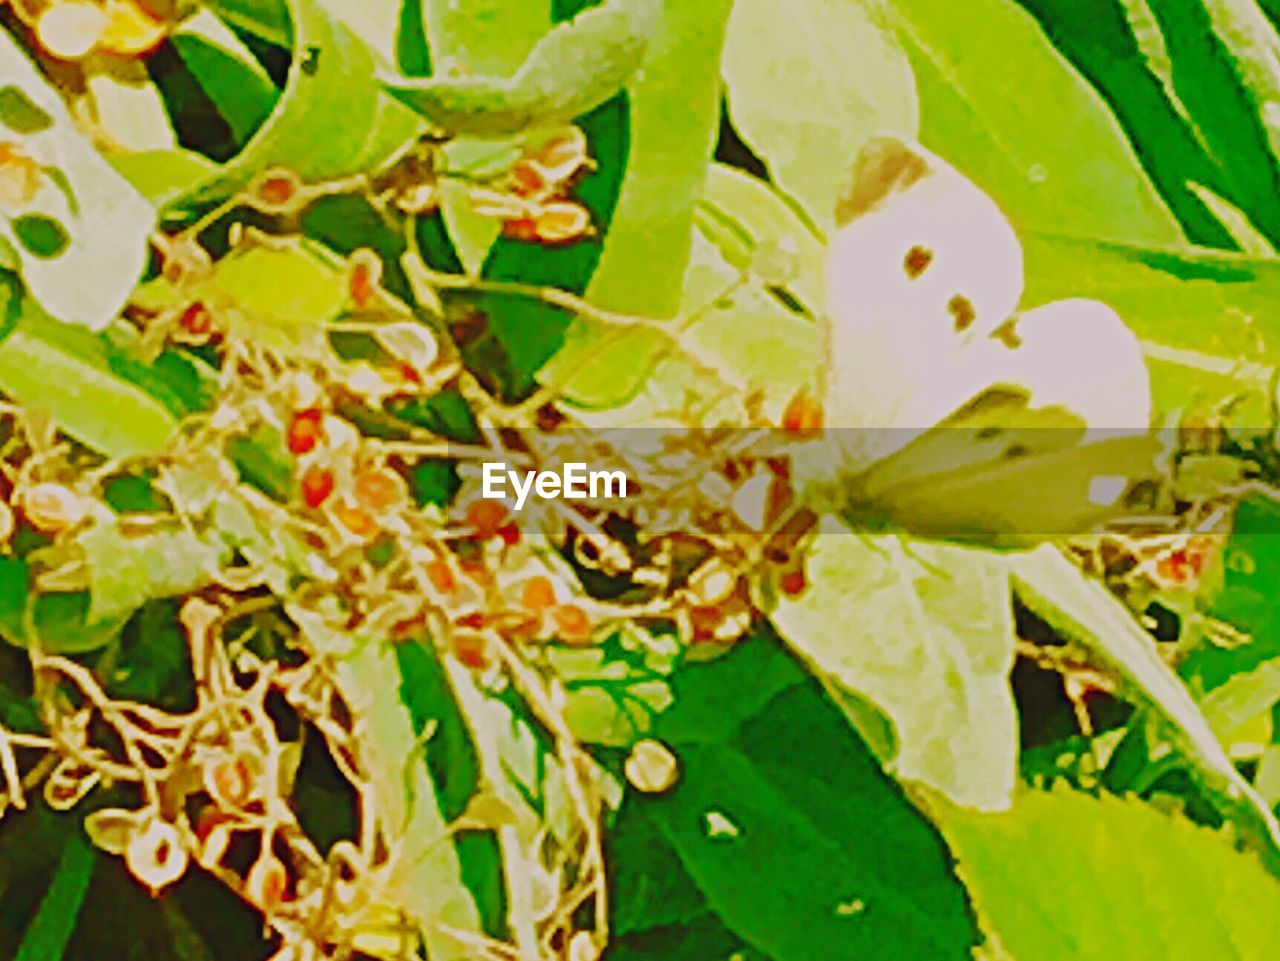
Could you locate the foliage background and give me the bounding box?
[3,0,1280,959]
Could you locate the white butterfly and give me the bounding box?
[791,135,1162,545]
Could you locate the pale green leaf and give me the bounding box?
[334,640,485,961]
[311,0,405,64]
[940,788,1280,961]
[79,519,225,624]
[584,0,735,315]
[0,314,177,459]
[1199,658,1280,746]
[771,519,1018,811]
[540,0,736,406]
[1257,746,1280,807]
[721,0,919,231]
[86,72,176,152]
[558,229,819,420]
[695,161,825,315]
[420,0,550,75]
[382,0,658,136]
[108,149,219,205]
[191,241,347,352]
[406,1,550,272]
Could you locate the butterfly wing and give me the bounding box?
[851,297,1160,544]
[822,135,1025,441]
[853,429,1163,546]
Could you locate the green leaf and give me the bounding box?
[0,84,53,134]
[470,95,629,399]
[421,0,550,75]
[108,149,219,205]
[721,0,919,231]
[170,30,278,147]
[1009,0,1240,248]
[13,831,96,961]
[696,162,825,313]
[395,0,432,76]
[1010,547,1280,867]
[0,313,177,459]
[11,215,69,259]
[1021,235,1280,412]
[1183,491,1280,691]
[537,0,736,405]
[1199,658,1280,746]
[310,0,406,64]
[395,641,507,936]
[0,30,155,329]
[0,565,128,656]
[1138,0,1280,247]
[178,0,423,208]
[585,0,735,314]
[544,227,819,418]
[888,0,1183,246]
[609,637,978,960]
[86,72,177,153]
[441,659,585,956]
[79,519,226,624]
[940,788,1280,960]
[202,0,291,45]
[331,638,486,961]
[383,0,656,136]
[771,521,1018,811]
[169,240,347,354]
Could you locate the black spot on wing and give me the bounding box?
[993,319,1022,349]
[903,245,933,279]
[948,294,976,332]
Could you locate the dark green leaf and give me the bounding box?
[13,833,95,961]
[11,215,69,259]
[396,0,433,76]
[608,637,977,961]
[1184,492,1280,691]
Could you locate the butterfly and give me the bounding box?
[787,135,1165,546]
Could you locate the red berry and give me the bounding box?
[255,171,298,208]
[782,389,823,433]
[426,559,457,594]
[287,408,324,455]
[780,569,807,596]
[466,500,508,538]
[552,604,593,644]
[179,301,213,336]
[354,467,406,513]
[522,576,556,613]
[453,633,489,669]
[336,504,379,540]
[503,217,539,242]
[347,251,382,309]
[510,159,547,198]
[300,467,334,508]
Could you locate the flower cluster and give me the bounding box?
[470,127,595,244]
